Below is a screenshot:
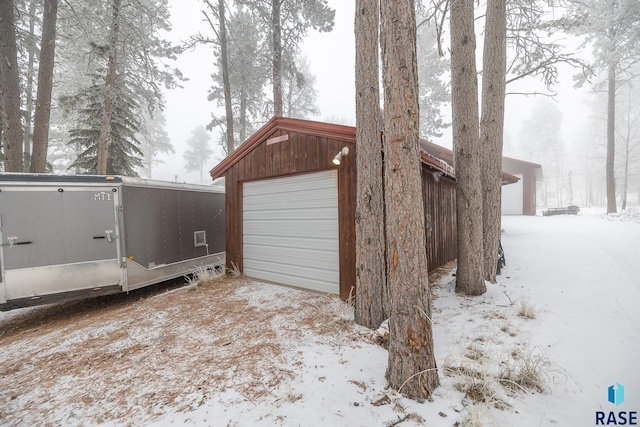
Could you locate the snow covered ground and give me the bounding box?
[0,207,638,426]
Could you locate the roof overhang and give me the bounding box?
[209,116,356,180]
[209,116,520,186]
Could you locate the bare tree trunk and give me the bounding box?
[272,0,283,116]
[97,0,121,175]
[606,63,616,212]
[480,0,506,283]
[218,0,235,154]
[451,0,485,295]
[30,0,58,173]
[0,0,24,172]
[24,0,38,169]
[380,0,439,401]
[621,95,632,211]
[354,0,388,329]
[239,88,247,143]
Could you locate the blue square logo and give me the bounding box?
[608,383,625,406]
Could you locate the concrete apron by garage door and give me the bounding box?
[242,170,340,294]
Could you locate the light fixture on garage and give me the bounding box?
[332,147,349,165]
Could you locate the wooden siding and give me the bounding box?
[223,129,357,300]
[422,169,458,271]
[215,117,459,301]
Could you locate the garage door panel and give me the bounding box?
[243,266,338,295]
[244,258,338,281]
[244,244,338,266]
[243,170,339,294]
[244,175,336,195]
[244,235,337,251]
[244,219,338,239]
[245,257,338,284]
[243,206,338,221]
[243,190,337,210]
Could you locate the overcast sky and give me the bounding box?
[157,0,592,184]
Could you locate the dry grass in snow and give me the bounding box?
[0,276,368,426]
[0,259,573,427]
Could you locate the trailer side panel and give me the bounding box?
[0,185,120,301]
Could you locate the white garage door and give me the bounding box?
[502,174,524,215]
[242,170,339,294]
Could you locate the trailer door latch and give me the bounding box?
[2,236,32,247]
[105,230,114,242]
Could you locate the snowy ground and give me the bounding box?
[1,207,639,426]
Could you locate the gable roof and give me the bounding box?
[209,116,356,179]
[208,116,517,185]
[418,137,522,185]
[502,156,543,181]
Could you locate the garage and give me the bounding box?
[242,171,339,294]
[209,116,460,300]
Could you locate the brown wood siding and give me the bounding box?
[222,129,357,300]
[422,169,458,271]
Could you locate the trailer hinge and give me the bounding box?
[116,205,124,212]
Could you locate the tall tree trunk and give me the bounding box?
[354,0,388,329]
[621,97,632,211]
[450,0,485,295]
[97,0,121,175]
[272,0,283,116]
[24,0,38,169]
[480,0,506,283]
[30,0,59,173]
[239,88,247,143]
[380,0,439,401]
[218,0,235,154]
[0,0,24,172]
[606,60,617,214]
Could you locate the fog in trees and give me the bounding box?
[183,125,214,182]
[567,0,640,213]
[514,99,564,206]
[201,4,269,153]
[139,110,174,179]
[234,0,335,116]
[281,56,320,119]
[415,11,450,140]
[1,0,181,176]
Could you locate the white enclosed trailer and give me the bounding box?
[0,174,225,311]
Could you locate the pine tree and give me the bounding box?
[381,0,439,401]
[235,0,335,116]
[0,0,25,172]
[450,0,485,295]
[354,0,387,329]
[207,6,268,148]
[138,110,174,179]
[66,79,143,176]
[416,12,450,140]
[281,56,320,119]
[58,0,182,175]
[183,125,214,181]
[479,0,506,283]
[30,0,59,173]
[567,0,640,213]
